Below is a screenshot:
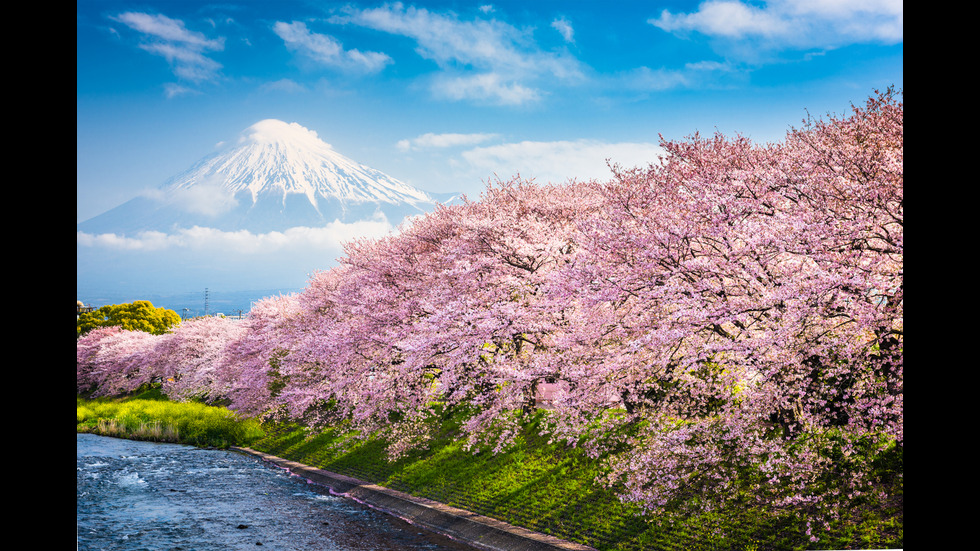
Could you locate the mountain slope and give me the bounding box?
[78,120,454,235]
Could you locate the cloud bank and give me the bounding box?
[76,216,395,254]
[459,139,666,184]
[397,132,500,151]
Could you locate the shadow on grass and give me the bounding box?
[246,417,901,551]
[250,422,709,550]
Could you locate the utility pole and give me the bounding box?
[204,288,210,317]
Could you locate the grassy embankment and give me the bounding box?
[76,387,265,448]
[76,390,902,551]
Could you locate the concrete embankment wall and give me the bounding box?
[233,447,596,551]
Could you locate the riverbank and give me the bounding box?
[235,446,595,551]
[242,421,902,551]
[77,393,903,550]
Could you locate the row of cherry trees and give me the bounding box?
[78,90,902,529]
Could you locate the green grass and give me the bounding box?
[246,413,902,551]
[75,390,901,550]
[76,388,265,448]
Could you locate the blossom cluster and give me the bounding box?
[77,90,902,525]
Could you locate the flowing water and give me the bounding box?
[76,433,474,550]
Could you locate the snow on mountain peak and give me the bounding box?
[78,120,450,236]
[164,119,435,210]
[240,119,329,149]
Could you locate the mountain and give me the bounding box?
[78,119,457,235]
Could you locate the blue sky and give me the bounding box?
[77,0,903,223]
[77,1,902,305]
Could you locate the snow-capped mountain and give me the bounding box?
[78,119,455,235]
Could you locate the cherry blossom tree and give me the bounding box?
[76,326,167,397]
[154,315,246,402]
[272,179,603,455]
[213,292,307,418]
[538,88,902,523]
[77,325,125,394]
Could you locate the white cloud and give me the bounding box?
[110,12,225,82]
[136,176,240,217]
[78,219,399,293]
[612,60,741,91]
[140,42,223,81]
[77,230,175,251]
[650,0,902,52]
[460,140,665,184]
[171,184,240,217]
[76,216,395,255]
[163,83,199,98]
[112,12,224,49]
[684,60,734,72]
[273,21,392,73]
[651,1,786,39]
[618,66,692,91]
[551,17,574,43]
[340,3,585,104]
[431,73,540,105]
[258,78,308,93]
[397,132,500,151]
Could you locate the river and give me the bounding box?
[76,433,475,550]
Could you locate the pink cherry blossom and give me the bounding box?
[78,89,902,528]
